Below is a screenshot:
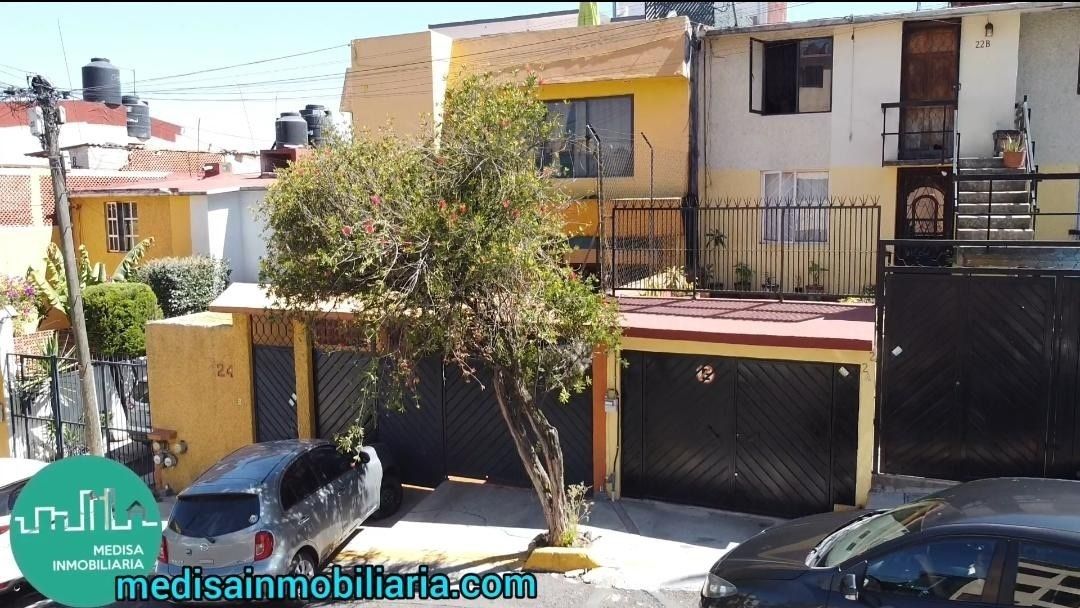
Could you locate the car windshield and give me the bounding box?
[169,494,260,538]
[816,500,944,567]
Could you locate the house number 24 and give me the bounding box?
[975,39,991,48]
[215,363,234,378]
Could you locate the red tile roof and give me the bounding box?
[70,171,275,196]
[618,296,875,351]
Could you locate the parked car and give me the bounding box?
[702,477,1080,607]
[0,457,48,595]
[156,440,402,578]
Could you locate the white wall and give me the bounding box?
[1016,9,1080,166]
[197,190,268,284]
[957,12,1020,157]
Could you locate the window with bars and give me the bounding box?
[762,171,829,242]
[106,201,138,252]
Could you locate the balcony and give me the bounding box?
[881,100,957,166]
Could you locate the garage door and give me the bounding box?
[621,351,858,518]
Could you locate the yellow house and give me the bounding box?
[341,16,693,271]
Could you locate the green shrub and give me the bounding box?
[83,282,162,358]
[132,256,231,318]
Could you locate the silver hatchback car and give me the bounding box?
[156,439,402,578]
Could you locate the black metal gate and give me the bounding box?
[251,317,297,442]
[5,353,154,484]
[621,351,858,519]
[312,353,594,489]
[879,271,1079,481]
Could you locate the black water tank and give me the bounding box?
[300,104,327,146]
[123,95,151,140]
[275,112,308,147]
[82,57,122,106]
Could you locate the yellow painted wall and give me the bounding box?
[603,336,876,508]
[0,226,60,276]
[702,167,893,292]
[70,194,192,270]
[146,312,255,491]
[1034,164,1080,241]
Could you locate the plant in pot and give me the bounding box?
[702,229,727,291]
[1002,135,1026,169]
[761,274,780,293]
[806,261,828,294]
[733,262,753,291]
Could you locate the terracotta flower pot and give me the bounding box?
[1003,150,1025,169]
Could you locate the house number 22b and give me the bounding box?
[215,363,234,378]
[975,39,991,48]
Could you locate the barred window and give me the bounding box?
[106,201,138,252]
[762,171,829,243]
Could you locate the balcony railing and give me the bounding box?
[881,100,957,166]
[609,200,881,300]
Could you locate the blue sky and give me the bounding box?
[0,2,941,151]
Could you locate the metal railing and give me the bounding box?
[881,100,957,166]
[1017,95,1039,222]
[610,201,881,300]
[5,353,154,484]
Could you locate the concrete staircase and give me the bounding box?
[955,156,1033,240]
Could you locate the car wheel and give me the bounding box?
[372,475,403,519]
[290,550,317,578]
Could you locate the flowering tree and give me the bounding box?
[260,74,621,546]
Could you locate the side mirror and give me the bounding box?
[357,451,371,465]
[841,572,861,602]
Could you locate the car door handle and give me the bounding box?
[299,516,311,525]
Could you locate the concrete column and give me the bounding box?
[605,349,621,498]
[591,349,607,494]
[0,307,13,457]
[855,357,878,508]
[293,320,316,439]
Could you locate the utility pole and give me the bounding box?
[29,76,104,456]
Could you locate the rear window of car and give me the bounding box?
[0,480,28,518]
[169,494,260,538]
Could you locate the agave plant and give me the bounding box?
[27,237,154,317]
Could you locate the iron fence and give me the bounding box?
[610,198,881,300]
[4,353,153,484]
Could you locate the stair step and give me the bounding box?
[956,179,1029,192]
[957,191,1029,205]
[957,202,1031,215]
[957,215,1033,229]
[957,157,1005,169]
[957,166,1027,175]
[956,228,1035,240]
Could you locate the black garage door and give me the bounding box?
[621,351,858,518]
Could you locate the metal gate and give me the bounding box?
[251,317,297,442]
[5,353,154,484]
[621,351,858,519]
[314,353,594,489]
[879,272,1077,481]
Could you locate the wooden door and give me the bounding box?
[899,21,960,161]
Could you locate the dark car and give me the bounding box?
[702,477,1080,608]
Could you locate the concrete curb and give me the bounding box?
[523,547,601,573]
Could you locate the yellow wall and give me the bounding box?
[603,337,876,508]
[146,312,255,490]
[70,194,193,270]
[702,167,893,292]
[0,226,60,276]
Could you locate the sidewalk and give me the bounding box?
[336,479,780,591]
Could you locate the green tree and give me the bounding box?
[260,74,621,546]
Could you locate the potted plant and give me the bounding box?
[1002,135,1026,169]
[733,262,753,291]
[701,230,727,291]
[761,275,780,293]
[806,261,828,294]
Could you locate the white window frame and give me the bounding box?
[106,201,138,252]
[761,171,829,243]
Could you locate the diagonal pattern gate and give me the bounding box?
[252,346,298,442]
[880,272,1066,481]
[621,351,858,518]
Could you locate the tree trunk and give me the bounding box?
[492,365,572,546]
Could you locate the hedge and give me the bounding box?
[132,256,231,318]
[83,282,163,359]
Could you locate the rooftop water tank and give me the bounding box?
[81,57,122,106]
[300,104,328,146]
[123,95,151,140]
[275,112,308,147]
